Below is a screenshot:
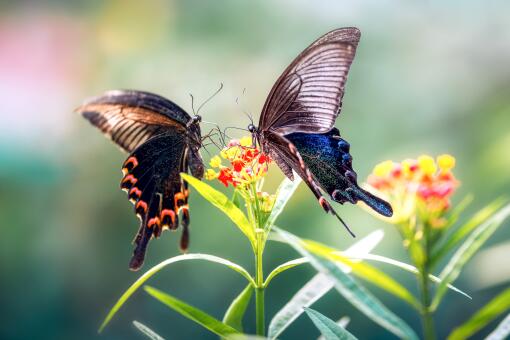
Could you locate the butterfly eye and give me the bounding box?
[248,124,256,133]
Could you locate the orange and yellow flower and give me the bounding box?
[365,154,459,227]
[205,137,271,188]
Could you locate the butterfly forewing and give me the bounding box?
[76,90,190,153]
[260,28,360,134]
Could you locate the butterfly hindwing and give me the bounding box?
[121,132,193,270]
[285,129,393,217]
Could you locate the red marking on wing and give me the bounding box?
[122,156,139,174]
[121,174,137,190]
[135,200,147,215]
[147,217,160,228]
[128,187,142,201]
[160,209,176,229]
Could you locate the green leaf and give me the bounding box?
[447,288,510,340]
[181,173,255,245]
[144,286,240,337]
[305,308,357,340]
[223,284,254,332]
[485,313,510,340]
[265,176,301,230]
[354,254,471,300]
[432,197,507,265]
[302,239,420,309]
[274,227,418,340]
[132,320,165,340]
[99,254,254,333]
[267,230,384,340]
[231,190,244,210]
[264,258,308,287]
[432,202,510,309]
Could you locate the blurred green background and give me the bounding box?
[1,1,509,339]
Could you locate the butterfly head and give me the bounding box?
[188,115,202,127]
[247,123,257,134]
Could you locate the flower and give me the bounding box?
[205,137,271,188]
[365,154,459,227]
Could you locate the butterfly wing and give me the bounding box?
[262,131,341,216]
[259,27,360,135]
[120,132,197,270]
[78,90,203,270]
[285,129,393,217]
[76,90,191,153]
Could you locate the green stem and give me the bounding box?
[255,230,265,336]
[418,267,436,340]
[418,221,436,340]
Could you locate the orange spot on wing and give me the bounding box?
[122,156,139,173]
[147,217,160,228]
[135,200,147,215]
[160,209,176,228]
[174,192,186,207]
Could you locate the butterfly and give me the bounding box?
[77,90,204,270]
[248,27,393,236]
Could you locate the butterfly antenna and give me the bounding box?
[189,93,197,116]
[197,82,224,115]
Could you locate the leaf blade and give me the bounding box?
[267,230,384,340]
[223,284,254,332]
[432,202,510,309]
[432,197,506,265]
[132,321,165,340]
[144,286,240,337]
[181,173,255,245]
[274,227,418,340]
[99,253,254,332]
[304,308,357,340]
[447,288,510,340]
[265,176,301,230]
[486,313,510,340]
[302,239,420,309]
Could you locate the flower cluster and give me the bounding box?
[205,136,271,188]
[365,154,458,227]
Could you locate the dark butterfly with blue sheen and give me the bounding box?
[249,27,393,235]
[77,90,204,270]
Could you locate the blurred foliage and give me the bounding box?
[1,0,510,339]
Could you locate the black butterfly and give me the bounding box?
[249,27,393,235]
[77,90,204,270]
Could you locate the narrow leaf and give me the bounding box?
[433,203,510,309]
[275,227,418,340]
[302,239,420,309]
[486,313,510,340]
[448,288,510,340]
[132,320,165,340]
[144,286,239,337]
[264,258,309,287]
[268,230,384,340]
[432,197,506,265]
[181,173,255,245]
[304,308,357,340]
[354,254,471,299]
[265,176,301,230]
[223,284,254,332]
[99,254,254,332]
